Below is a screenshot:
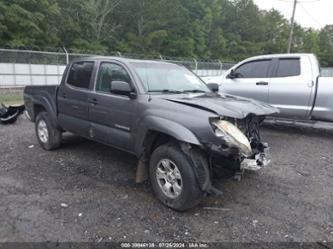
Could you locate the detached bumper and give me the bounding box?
[240,147,271,171]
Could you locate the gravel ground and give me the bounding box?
[0,116,332,243]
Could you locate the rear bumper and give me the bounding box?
[240,147,271,171]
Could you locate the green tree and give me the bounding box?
[0,0,331,66]
[318,25,333,66]
[114,0,191,56]
[55,0,122,53]
[261,9,289,54]
[0,0,60,48]
[301,28,320,54]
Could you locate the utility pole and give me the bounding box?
[287,0,297,53]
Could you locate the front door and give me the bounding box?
[88,62,135,151]
[222,59,272,103]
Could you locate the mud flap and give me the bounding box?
[136,157,148,183]
[180,143,223,196]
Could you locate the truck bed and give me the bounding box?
[311,77,333,122]
[24,85,59,122]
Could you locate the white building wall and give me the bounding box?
[0,63,66,88]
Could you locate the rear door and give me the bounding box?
[221,59,272,102]
[269,57,314,118]
[57,61,95,137]
[88,61,136,151]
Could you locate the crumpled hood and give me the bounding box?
[162,93,279,119]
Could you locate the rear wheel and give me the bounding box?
[35,112,62,150]
[149,143,203,211]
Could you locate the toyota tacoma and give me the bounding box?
[24,57,278,211]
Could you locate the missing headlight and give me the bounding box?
[210,118,252,156]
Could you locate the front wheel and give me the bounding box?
[149,143,203,211]
[35,112,62,150]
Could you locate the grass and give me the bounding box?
[0,93,24,106]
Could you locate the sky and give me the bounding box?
[253,0,333,30]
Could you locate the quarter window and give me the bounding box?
[67,61,94,89]
[234,60,271,78]
[275,58,300,77]
[96,63,132,92]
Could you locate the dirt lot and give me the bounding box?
[0,116,332,243]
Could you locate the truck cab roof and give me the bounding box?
[71,56,176,66]
[243,53,316,61]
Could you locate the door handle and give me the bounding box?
[61,92,67,98]
[256,81,268,86]
[89,98,98,105]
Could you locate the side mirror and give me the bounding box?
[227,69,237,79]
[207,83,219,92]
[110,81,136,98]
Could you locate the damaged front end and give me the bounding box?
[208,114,271,174]
[235,115,271,171]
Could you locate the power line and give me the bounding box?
[285,0,321,53]
[298,2,322,27]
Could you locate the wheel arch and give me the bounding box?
[134,116,202,157]
[135,121,212,194]
[33,104,47,120]
[30,97,60,129]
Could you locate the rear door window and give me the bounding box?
[275,58,300,77]
[234,60,271,78]
[67,61,94,89]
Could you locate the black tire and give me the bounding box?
[35,112,62,150]
[149,143,203,211]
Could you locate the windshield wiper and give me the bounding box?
[148,89,183,94]
[182,89,207,93]
[148,89,207,94]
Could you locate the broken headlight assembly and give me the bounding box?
[210,118,252,157]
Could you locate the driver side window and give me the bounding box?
[96,62,131,93]
[234,59,271,78]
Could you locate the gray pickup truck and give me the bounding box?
[24,57,277,210]
[203,53,333,122]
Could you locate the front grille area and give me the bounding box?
[233,115,263,143]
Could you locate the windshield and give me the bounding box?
[130,62,210,93]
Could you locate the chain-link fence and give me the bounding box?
[0,49,64,87]
[2,47,331,88]
[321,68,333,77]
[0,48,235,88]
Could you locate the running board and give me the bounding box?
[264,117,333,131]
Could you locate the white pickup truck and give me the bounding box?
[203,53,333,122]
